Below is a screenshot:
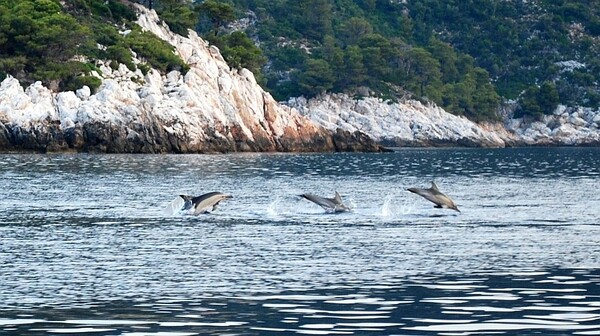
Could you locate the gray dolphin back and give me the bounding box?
[407,182,460,212]
[180,192,232,215]
[300,193,335,209]
[191,192,223,205]
[300,192,350,212]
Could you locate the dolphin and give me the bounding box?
[179,192,233,215]
[299,191,351,212]
[407,182,460,212]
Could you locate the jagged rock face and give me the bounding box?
[505,105,600,146]
[2,5,598,153]
[0,7,359,154]
[288,94,509,148]
[289,94,600,148]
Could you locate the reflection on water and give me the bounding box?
[1,148,599,335]
[2,269,599,335]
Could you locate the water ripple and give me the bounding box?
[1,149,600,335]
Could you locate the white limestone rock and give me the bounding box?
[504,105,600,145]
[289,93,507,147]
[56,91,81,127]
[76,86,91,100]
[1,3,599,151]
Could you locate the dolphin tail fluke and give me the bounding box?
[179,195,194,211]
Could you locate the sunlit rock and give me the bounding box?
[289,93,507,148]
[1,4,598,152]
[505,105,600,146]
[0,5,344,153]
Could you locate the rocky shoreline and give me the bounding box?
[289,94,600,149]
[1,6,598,154]
[0,6,385,154]
[0,75,387,153]
[0,115,385,154]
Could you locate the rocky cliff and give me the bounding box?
[505,105,600,146]
[1,6,598,153]
[289,94,600,148]
[288,95,508,148]
[0,6,383,153]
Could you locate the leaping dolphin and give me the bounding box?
[299,191,351,212]
[179,192,233,215]
[407,182,460,212]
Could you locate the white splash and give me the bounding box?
[163,196,185,216]
[267,198,281,217]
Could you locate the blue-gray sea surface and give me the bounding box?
[1,148,599,335]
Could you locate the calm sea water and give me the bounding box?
[1,148,599,335]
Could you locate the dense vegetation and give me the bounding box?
[1,0,598,121]
[404,0,600,118]
[191,0,502,121]
[0,0,188,93]
[216,0,599,120]
[145,0,599,120]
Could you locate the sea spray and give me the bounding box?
[267,198,281,217]
[380,195,395,219]
[346,197,357,211]
[380,194,417,219]
[163,196,185,216]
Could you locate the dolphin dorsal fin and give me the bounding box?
[334,191,343,203]
[431,181,440,192]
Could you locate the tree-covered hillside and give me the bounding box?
[0,0,188,93]
[1,0,598,122]
[404,0,600,118]
[221,0,503,121]
[217,0,599,120]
